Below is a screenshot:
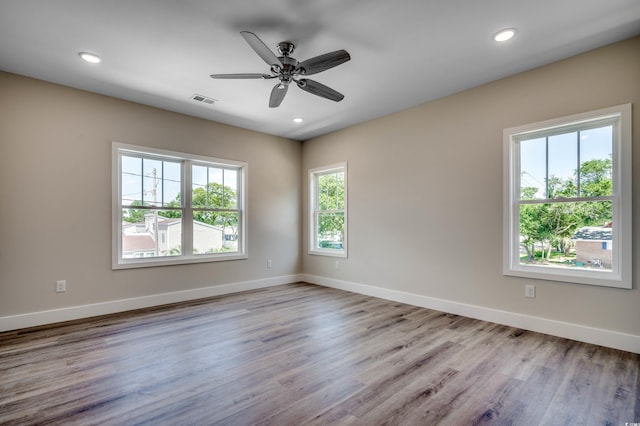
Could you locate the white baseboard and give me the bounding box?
[0,274,303,332]
[301,274,640,354]
[4,273,638,354]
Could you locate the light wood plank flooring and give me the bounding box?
[1,283,639,425]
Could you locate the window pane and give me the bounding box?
[208,167,223,208]
[193,165,237,209]
[163,161,181,207]
[335,172,345,209]
[224,168,238,208]
[318,172,344,210]
[143,159,163,206]
[121,209,182,258]
[163,178,181,208]
[192,166,239,209]
[580,126,612,162]
[121,155,141,175]
[193,211,239,254]
[209,167,223,185]
[317,212,345,249]
[518,201,612,270]
[121,155,142,205]
[192,165,207,186]
[192,165,208,208]
[548,132,577,198]
[579,126,613,197]
[519,137,546,200]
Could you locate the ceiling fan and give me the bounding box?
[211,31,351,108]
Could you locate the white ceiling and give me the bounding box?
[1,1,639,141]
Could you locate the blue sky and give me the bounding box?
[520,125,612,199]
[121,155,181,206]
[122,156,238,208]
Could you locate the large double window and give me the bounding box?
[503,104,631,288]
[309,163,347,257]
[113,143,246,269]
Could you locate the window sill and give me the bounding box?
[309,249,347,258]
[112,253,248,270]
[504,264,630,289]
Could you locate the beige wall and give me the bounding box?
[0,72,302,316]
[1,37,638,341]
[302,37,640,336]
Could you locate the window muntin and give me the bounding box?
[113,143,246,269]
[503,104,631,288]
[121,155,182,208]
[309,163,347,257]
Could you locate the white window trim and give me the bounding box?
[502,104,632,288]
[309,162,348,258]
[112,142,248,269]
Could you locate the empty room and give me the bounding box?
[1,1,639,424]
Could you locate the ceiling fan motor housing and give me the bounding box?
[277,55,299,81]
[277,41,295,56]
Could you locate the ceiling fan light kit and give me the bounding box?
[211,31,351,108]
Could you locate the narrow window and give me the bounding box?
[309,163,347,257]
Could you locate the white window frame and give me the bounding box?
[503,104,632,288]
[309,162,348,258]
[112,142,247,269]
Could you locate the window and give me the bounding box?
[112,143,247,269]
[309,163,347,257]
[503,104,631,288]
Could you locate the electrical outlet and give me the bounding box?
[335,260,339,270]
[56,280,67,293]
[267,259,273,268]
[525,284,535,298]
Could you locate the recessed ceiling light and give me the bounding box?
[493,29,517,42]
[293,117,304,123]
[79,52,102,64]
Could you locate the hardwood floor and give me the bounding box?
[1,283,638,425]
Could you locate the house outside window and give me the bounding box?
[112,143,247,269]
[309,163,347,257]
[503,104,631,288]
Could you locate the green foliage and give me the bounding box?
[158,198,181,219]
[123,200,151,223]
[123,183,238,231]
[519,158,612,263]
[318,213,345,245]
[192,182,236,209]
[580,158,612,197]
[519,202,551,261]
[317,173,345,245]
[192,183,237,230]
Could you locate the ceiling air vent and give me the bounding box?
[191,93,217,105]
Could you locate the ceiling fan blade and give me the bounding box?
[240,31,282,68]
[210,73,275,79]
[269,82,289,108]
[296,50,350,76]
[296,79,344,102]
